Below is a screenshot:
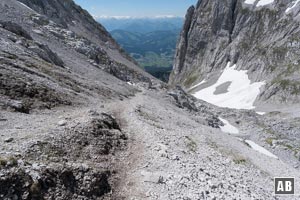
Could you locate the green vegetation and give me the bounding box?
[283,63,300,75]
[110,29,180,82]
[185,136,198,153]
[257,121,278,135]
[256,45,267,56]
[265,137,277,146]
[233,157,247,165]
[272,46,288,59]
[8,157,18,166]
[240,41,249,51]
[0,156,18,168]
[240,7,250,15]
[267,64,276,72]
[282,144,300,157]
[271,74,300,95]
[0,157,8,167]
[184,74,199,88]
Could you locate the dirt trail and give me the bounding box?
[105,89,300,199]
[1,88,299,199]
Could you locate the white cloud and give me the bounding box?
[93,15,132,19]
[94,15,182,20]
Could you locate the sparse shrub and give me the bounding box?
[0,156,17,167]
[265,138,275,146]
[233,158,246,164]
[185,136,197,152]
[272,46,288,59]
[184,74,198,88]
[7,156,18,167]
[0,157,7,167]
[30,181,42,199]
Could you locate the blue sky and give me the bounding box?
[74,0,197,19]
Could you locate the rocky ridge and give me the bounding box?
[170,0,300,106]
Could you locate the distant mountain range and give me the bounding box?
[98,17,184,33]
[98,17,184,82]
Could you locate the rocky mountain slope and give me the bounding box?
[170,0,300,107]
[0,0,155,198]
[1,0,300,199]
[0,0,155,113]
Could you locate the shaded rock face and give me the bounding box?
[168,86,223,128]
[170,0,300,105]
[28,43,64,67]
[0,21,32,40]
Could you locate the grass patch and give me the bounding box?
[185,136,197,152]
[0,157,8,167]
[265,137,277,146]
[281,143,300,157]
[184,74,198,88]
[271,79,300,95]
[0,156,18,168]
[8,157,18,166]
[233,157,247,165]
[273,46,288,59]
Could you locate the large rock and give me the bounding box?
[0,21,32,40]
[28,43,64,67]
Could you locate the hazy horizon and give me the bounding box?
[73,0,197,19]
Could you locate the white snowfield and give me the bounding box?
[18,2,34,12]
[286,0,300,13]
[192,63,265,110]
[219,118,239,134]
[245,140,278,159]
[189,79,206,90]
[245,0,274,6]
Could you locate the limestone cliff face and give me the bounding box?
[170,0,300,105]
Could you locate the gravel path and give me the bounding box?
[104,88,300,199]
[1,87,299,199]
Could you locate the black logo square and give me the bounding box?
[274,178,295,195]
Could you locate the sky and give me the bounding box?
[74,0,197,19]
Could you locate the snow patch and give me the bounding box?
[219,118,239,134]
[18,2,34,12]
[127,82,135,86]
[245,0,256,4]
[256,112,266,115]
[245,140,278,159]
[189,79,206,90]
[245,0,274,6]
[286,0,300,13]
[192,63,265,110]
[257,0,274,6]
